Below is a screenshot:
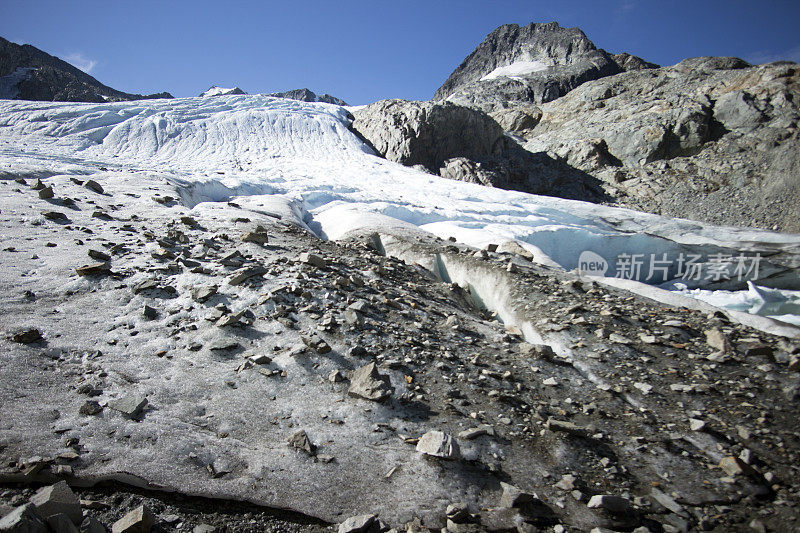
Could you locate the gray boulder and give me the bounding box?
[30,481,82,525]
[416,430,460,459]
[337,514,378,533]
[111,505,153,533]
[348,362,393,402]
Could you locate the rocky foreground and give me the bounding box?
[1,166,799,532]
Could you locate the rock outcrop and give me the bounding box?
[523,58,800,231]
[0,36,172,102]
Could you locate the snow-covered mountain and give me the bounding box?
[199,86,247,97]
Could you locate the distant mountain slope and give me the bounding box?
[0,36,172,102]
[267,87,347,106]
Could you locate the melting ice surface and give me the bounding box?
[1,94,799,325]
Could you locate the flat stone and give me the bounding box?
[458,425,494,440]
[546,418,590,437]
[0,503,48,533]
[30,481,82,525]
[132,280,159,294]
[241,231,269,245]
[76,263,111,277]
[609,333,632,344]
[348,362,393,402]
[227,266,266,286]
[587,494,632,515]
[38,186,54,199]
[338,514,376,533]
[87,249,111,262]
[416,430,460,459]
[650,488,683,514]
[299,252,327,268]
[108,396,148,418]
[42,211,68,221]
[191,285,218,303]
[12,328,43,344]
[111,505,154,533]
[689,418,706,431]
[216,311,245,328]
[193,525,218,533]
[208,338,240,351]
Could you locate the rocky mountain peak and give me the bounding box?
[433,21,655,110]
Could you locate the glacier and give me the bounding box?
[1,94,799,328]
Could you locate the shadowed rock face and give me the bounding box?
[433,21,656,111]
[0,36,172,102]
[351,99,610,203]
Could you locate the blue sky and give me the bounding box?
[2,0,799,104]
